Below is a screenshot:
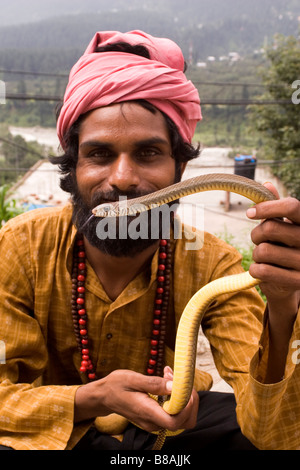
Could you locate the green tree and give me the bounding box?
[0,127,47,184]
[250,34,300,199]
[0,184,24,225]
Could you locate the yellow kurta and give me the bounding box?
[0,204,299,450]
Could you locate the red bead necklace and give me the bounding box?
[71,234,171,381]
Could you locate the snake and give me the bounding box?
[91,173,276,449]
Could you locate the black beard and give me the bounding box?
[71,179,180,258]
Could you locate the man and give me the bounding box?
[0,30,300,451]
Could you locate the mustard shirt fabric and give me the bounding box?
[0,204,299,450]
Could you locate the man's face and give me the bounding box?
[72,102,185,256]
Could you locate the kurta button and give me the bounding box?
[106,333,113,340]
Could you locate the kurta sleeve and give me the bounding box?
[0,221,80,450]
[192,231,300,450]
[236,306,300,450]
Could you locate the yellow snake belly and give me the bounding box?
[91,173,276,449]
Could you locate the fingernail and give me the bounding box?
[166,380,173,392]
[246,207,256,218]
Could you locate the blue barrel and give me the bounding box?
[234,155,256,180]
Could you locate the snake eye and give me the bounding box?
[93,202,115,217]
[103,205,113,213]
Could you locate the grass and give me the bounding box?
[216,228,266,302]
[0,184,25,226]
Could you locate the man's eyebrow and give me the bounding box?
[134,137,170,147]
[79,137,170,150]
[79,141,113,150]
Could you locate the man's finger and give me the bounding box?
[263,181,280,199]
[250,218,300,248]
[247,197,300,225]
[125,371,173,396]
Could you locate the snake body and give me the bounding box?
[92,173,276,217]
[91,173,276,449]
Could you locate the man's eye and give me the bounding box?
[89,149,111,159]
[138,148,159,158]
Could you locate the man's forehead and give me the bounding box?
[78,103,170,141]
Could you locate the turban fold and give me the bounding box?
[57,30,202,149]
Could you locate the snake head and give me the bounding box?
[92,199,151,217]
[92,199,130,217]
[92,202,118,217]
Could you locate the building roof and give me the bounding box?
[10,159,70,208]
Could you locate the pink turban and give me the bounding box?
[57,30,202,149]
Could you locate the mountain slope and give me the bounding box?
[0,0,298,72]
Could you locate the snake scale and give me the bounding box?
[92,173,276,450]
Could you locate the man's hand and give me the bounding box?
[247,183,300,310]
[247,183,300,382]
[74,366,199,433]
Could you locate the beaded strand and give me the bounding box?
[71,236,96,380]
[147,239,171,377]
[71,234,171,381]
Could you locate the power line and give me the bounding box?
[192,158,300,168]
[5,93,62,101]
[3,93,294,106]
[1,70,264,88]
[0,137,46,159]
[0,69,68,78]
[0,166,54,172]
[0,68,288,90]
[192,80,265,88]
[1,157,300,174]
[201,99,293,105]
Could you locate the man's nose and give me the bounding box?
[108,154,141,192]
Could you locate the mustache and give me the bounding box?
[76,188,154,232]
[89,188,150,208]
